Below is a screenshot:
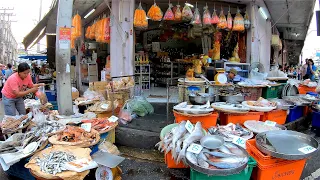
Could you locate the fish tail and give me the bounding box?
[176,147,186,164]
[155,141,164,152]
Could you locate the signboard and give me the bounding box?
[59,27,71,49]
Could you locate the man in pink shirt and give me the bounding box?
[2,63,43,115]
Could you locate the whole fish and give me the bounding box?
[198,158,209,168]
[224,142,244,156]
[204,151,236,158]
[207,157,247,169]
[207,161,241,169]
[173,133,189,161]
[186,151,197,165]
[218,145,233,155]
[171,121,187,159]
[177,122,204,164]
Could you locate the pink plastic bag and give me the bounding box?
[203,5,212,27]
[164,4,175,21]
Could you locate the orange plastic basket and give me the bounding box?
[298,85,316,94]
[252,158,307,180]
[260,110,287,125]
[246,139,288,166]
[219,112,263,125]
[173,111,218,130]
[165,151,188,168]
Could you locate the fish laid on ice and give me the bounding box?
[186,151,197,165]
[171,121,187,160]
[177,122,204,164]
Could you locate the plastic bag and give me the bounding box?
[233,11,245,32]
[217,10,227,29]
[134,3,148,29]
[191,7,202,27]
[135,96,154,114]
[103,17,110,43]
[85,26,91,39]
[227,11,233,30]
[202,5,212,27]
[211,10,220,24]
[83,89,105,101]
[89,21,96,39]
[33,109,46,126]
[174,4,182,21]
[163,4,175,21]
[147,3,163,21]
[182,4,193,21]
[35,86,48,105]
[244,11,251,29]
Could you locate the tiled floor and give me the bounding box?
[138,86,180,103]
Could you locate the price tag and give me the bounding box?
[298,146,317,154]
[185,120,194,133]
[187,143,203,154]
[81,123,91,132]
[232,137,247,149]
[108,115,119,122]
[264,120,276,127]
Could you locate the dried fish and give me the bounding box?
[36,151,76,175]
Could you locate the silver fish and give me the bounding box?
[204,151,236,158]
[186,151,197,165]
[224,142,245,156]
[218,145,233,155]
[171,121,187,160]
[198,158,209,168]
[207,157,247,169]
[177,122,204,164]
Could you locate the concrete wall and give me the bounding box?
[246,1,272,72]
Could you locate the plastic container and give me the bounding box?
[261,110,287,125]
[190,157,256,180]
[286,106,303,123]
[165,151,188,168]
[246,139,287,166]
[251,158,307,180]
[45,90,57,101]
[312,111,320,127]
[241,87,263,101]
[262,86,279,99]
[219,112,263,125]
[277,83,286,98]
[298,85,316,94]
[174,111,218,130]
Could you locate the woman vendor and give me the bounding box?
[1,63,43,116]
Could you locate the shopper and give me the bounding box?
[31,63,40,83]
[302,59,309,80]
[305,59,317,81]
[4,63,13,80]
[2,63,43,115]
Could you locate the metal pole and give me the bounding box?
[37,0,43,53]
[55,0,73,115]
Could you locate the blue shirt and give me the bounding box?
[307,65,317,80]
[1,70,5,75]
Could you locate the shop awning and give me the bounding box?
[18,55,47,60]
[22,1,57,50]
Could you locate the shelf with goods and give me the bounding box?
[224,62,250,79]
[135,64,151,90]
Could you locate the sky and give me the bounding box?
[0,0,52,52]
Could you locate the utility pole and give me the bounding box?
[37,0,42,53]
[0,8,15,65]
[55,0,73,115]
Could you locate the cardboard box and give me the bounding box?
[72,91,80,100]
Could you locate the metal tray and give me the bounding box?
[256,130,319,160]
[185,143,249,176]
[283,96,312,106]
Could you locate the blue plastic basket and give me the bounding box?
[90,132,109,155]
[312,111,320,127]
[286,106,303,123]
[45,90,57,102]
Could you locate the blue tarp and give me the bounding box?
[18,55,47,60]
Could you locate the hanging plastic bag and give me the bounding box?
[211,9,220,24]
[163,4,175,21]
[147,3,163,21]
[244,11,251,29]
[89,21,96,39]
[74,13,82,38]
[233,10,245,32]
[85,26,91,39]
[191,6,202,27]
[35,86,48,105]
[134,3,148,29]
[202,5,212,27]
[217,9,227,29]
[227,11,233,30]
[174,4,182,21]
[104,17,110,43]
[182,4,193,21]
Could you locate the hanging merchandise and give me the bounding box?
[213,32,222,60]
[211,9,220,24]
[244,11,251,29]
[217,9,227,29]
[174,4,182,21]
[73,13,82,38]
[164,3,175,21]
[89,21,96,39]
[95,19,102,42]
[85,26,91,39]
[182,3,193,21]
[134,3,148,29]
[233,10,245,32]
[147,2,163,21]
[202,4,212,27]
[190,3,202,27]
[227,9,233,30]
[103,17,110,43]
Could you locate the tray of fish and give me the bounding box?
[256,130,319,160]
[244,120,286,134]
[174,102,214,115]
[211,102,250,114]
[28,121,66,137]
[156,121,207,165]
[268,98,295,110]
[185,141,249,176]
[208,123,253,142]
[283,96,312,106]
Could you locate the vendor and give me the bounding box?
[227,68,237,83]
[304,59,317,81]
[1,63,43,116]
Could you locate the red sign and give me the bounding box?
[59,27,71,40]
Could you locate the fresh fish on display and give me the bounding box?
[208,123,252,141]
[186,151,198,165]
[30,121,65,137]
[36,151,76,175]
[171,121,187,160]
[204,151,236,158]
[177,122,204,164]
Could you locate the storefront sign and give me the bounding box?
[59,27,71,49]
